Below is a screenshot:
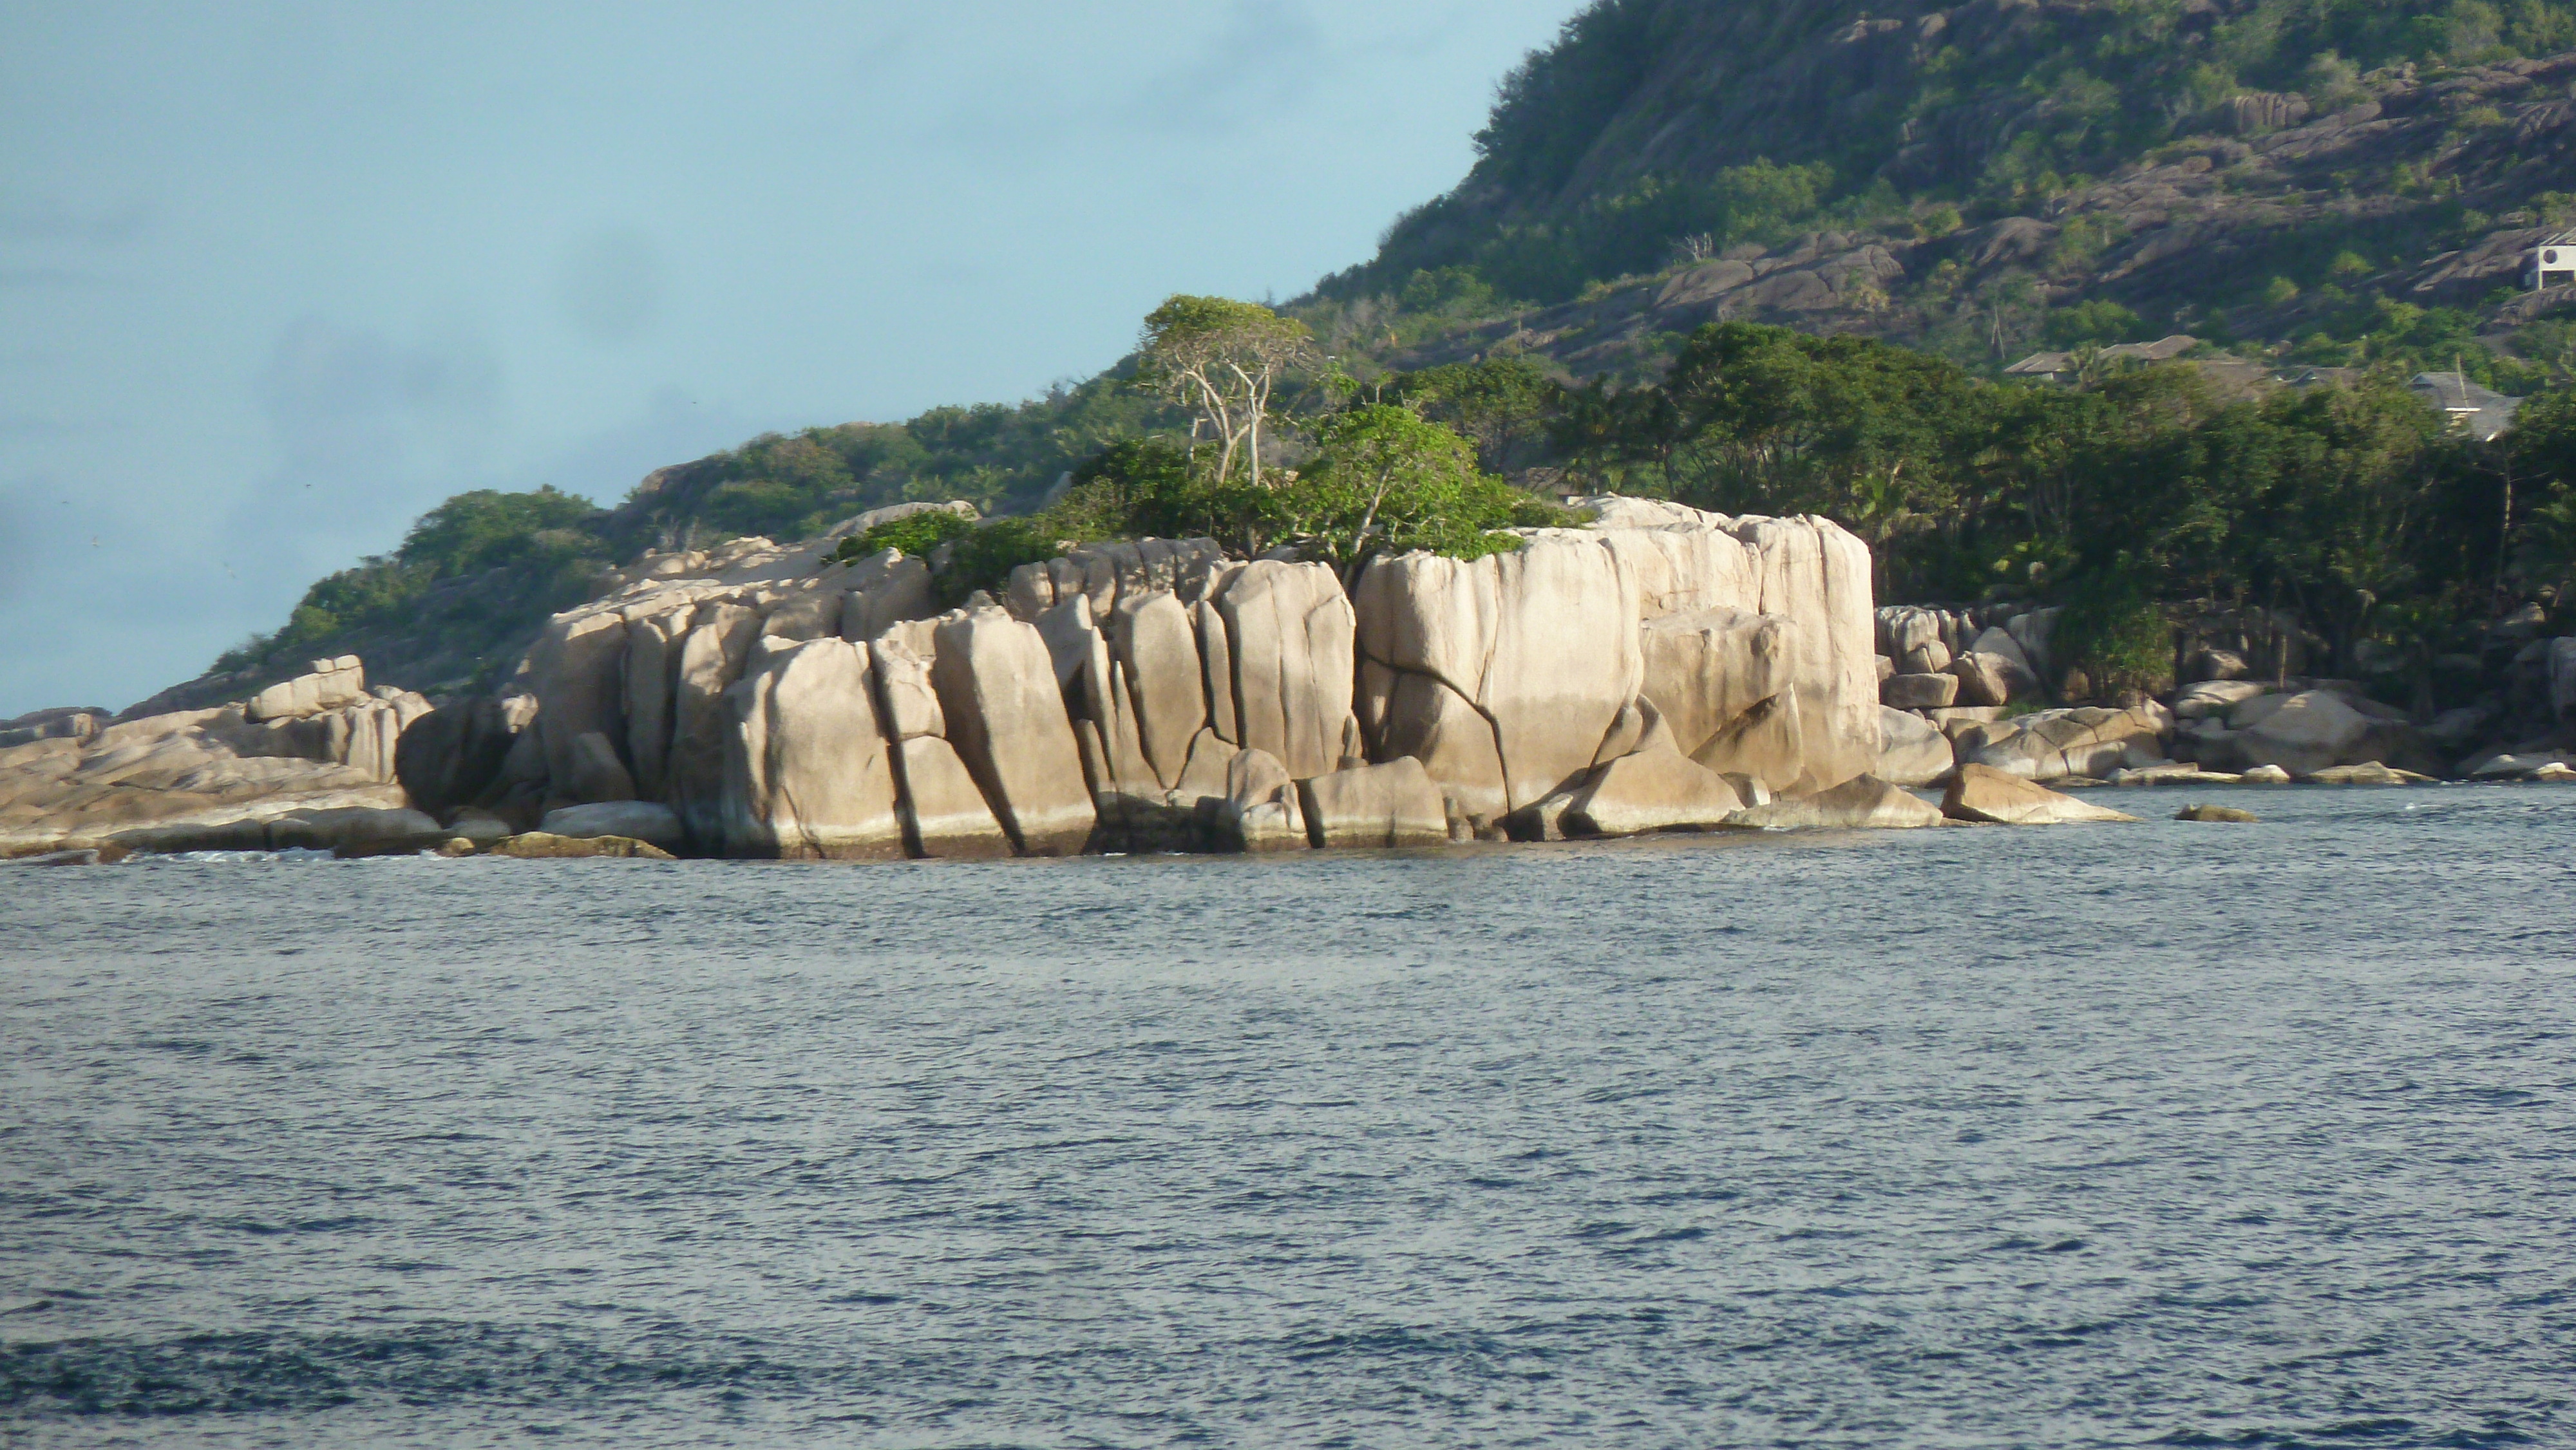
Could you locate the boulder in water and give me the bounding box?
[1723,775,1946,831]
[2177,804,2259,822]
[1942,764,2141,825]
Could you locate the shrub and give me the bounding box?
[825,508,976,566]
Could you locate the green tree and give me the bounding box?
[1135,296,1316,488]
[1276,405,1556,572]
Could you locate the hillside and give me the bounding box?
[112,0,2576,717]
[1307,0,2576,381]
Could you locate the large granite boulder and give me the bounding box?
[932,607,1096,856]
[1943,764,2141,824]
[1581,501,1880,792]
[2213,690,2434,778]
[1564,737,1745,836]
[1723,775,1944,830]
[1212,747,1309,852]
[668,602,762,846]
[1946,650,2034,708]
[518,608,633,805]
[540,801,685,849]
[1959,706,2170,782]
[1877,706,1957,787]
[1636,608,1797,771]
[1220,561,1361,782]
[721,637,907,860]
[244,657,368,723]
[869,621,1013,859]
[1298,757,1450,849]
[1358,534,1642,818]
[1882,672,1960,710]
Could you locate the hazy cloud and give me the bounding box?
[557,228,665,346]
[0,202,151,247]
[227,318,506,578]
[1130,0,1327,129]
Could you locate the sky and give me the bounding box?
[0,0,1581,717]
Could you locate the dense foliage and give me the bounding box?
[215,487,610,684]
[1540,319,2576,697]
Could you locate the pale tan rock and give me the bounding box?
[1883,672,1960,710]
[1565,742,1745,836]
[1690,690,1815,797]
[869,625,947,742]
[1213,747,1307,852]
[1637,608,1797,761]
[1942,764,2142,824]
[523,608,633,800]
[1222,561,1359,782]
[933,607,1096,856]
[1725,775,1946,830]
[1298,757,1450,849]
[2240,764,2293,784]
[1196,599,1239,744]
[1967,707,2168,782]
[265,806,448,856]
[670,603,761,845]
[2300,762,2426,786]
[1878,706,1957,787]
[1108,591,1208,790]
[622,610,687,798]
[893,736,1012,858]
[1356,536,1639,816]
[761,588,843,642]
[1946,651,2031,707]
[1899,639,1954,675]
[725,638,907,860]
[838,552,938,644]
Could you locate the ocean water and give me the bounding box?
[3,785,2573,1449]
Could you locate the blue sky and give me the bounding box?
[0,1,1579,715]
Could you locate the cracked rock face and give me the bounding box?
[11,500,1906,860]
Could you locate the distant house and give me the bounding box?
[2522,231,2576,290]
[2002,334,2200,383]
[2408,372,2523,442]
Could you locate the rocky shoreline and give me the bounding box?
[7,498,2569,867]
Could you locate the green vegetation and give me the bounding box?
[1541,319,2562,688]
[215,487,610,684]
[823,507,976,567]
[667,374,1179,545]
[1316,0,2576,346]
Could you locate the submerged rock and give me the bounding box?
[493,832,677,860]
[2177,804,2259,823]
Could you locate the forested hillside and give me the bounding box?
[140,0,2576,718]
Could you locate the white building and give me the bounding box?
[2521,231,2576,290]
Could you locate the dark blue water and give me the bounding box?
[4,786,2573,1448]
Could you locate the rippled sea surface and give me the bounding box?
[4,785,2574,1448]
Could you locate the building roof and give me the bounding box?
[2003,334,2201,377]
[2408,372,2524,442]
